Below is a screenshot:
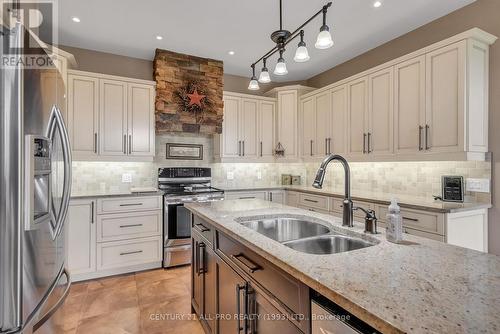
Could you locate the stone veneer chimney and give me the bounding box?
[154,49,224,134]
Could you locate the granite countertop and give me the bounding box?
[185,199,500,334]
[71,190,163,199]
[216,184,491,213]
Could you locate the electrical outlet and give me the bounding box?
[257,171,262,180]
[227,171,234,180]
[122,173,132,183]
[466,178,490,193]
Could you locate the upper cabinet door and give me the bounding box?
[277,90,298,159]
[300,97,315,158]
[394,56,426,154]
[368,67,394,155]
[425,41,466,153]
[240,99,259,159]
[259,101,276,159]
[127,83,155,156]
[347,77,369,157]
[330,85,347,155]
[99,79,128,156]
[315,90,332,156]
[68,74,99,157]
[221,96,240,158]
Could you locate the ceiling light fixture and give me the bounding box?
[156,35,163,40]
[228,51,235,55]
[71,17,80,23]
[248,65,260,90]
[258,58,271,83]
[373,1,382,8]
[294,30,310,62]
[248,0,333,89]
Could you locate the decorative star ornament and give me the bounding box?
[187,89,206,107]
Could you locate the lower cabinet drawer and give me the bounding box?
[97,237,162,270]
[298,193,329,211]
[97,211,162,242]
[216,231,309,333]
[225,191,267,200]
[297,205,330,215]
[377,205,444,235]
[97,196,162,214]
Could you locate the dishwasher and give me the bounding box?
[312,294,381,334]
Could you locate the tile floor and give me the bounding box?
[38,266,204,334]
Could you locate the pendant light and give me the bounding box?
[248,65,260,90]
[294,30,310,62]
[315,6,333,49]
[258,58,271,83]
[274,50,288,76]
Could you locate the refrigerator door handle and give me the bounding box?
[46,105,72,239]
[32,268,72,332]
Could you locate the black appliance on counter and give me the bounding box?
[159,168,224,268]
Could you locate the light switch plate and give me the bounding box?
[227,171,234,180]
[466,178,490,193]
[122,173,132,183]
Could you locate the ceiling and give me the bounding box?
[56,0,476,82]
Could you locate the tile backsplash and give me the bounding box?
[71,134,491,203]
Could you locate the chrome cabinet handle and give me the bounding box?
[119,223,143,228]
[231,253,262,274]
[238,141,241,156]
[363,133,367,154]
[425,125,430,150]
[242,141,245,156]
[418,126,424,151]
[91,201,94,224]
[94,133,98,154]
[119,203,143,207]
[238,196,256,200]
[310,140,313,156]
[129,135,132,154]
[120,250,143,256]
[260,141,263,157]
[304,198,319,203]
[269,192,273,202]
[123,134,127,154]
[367,132,372,153]
[403,216,419,222]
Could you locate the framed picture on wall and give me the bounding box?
[166,143,203,160]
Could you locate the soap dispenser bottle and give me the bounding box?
[386,198,403,243]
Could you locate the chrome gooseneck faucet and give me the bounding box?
[312,154,353,227]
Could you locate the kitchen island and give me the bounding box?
[186,199,500,334]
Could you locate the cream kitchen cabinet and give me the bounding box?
[67,195,163,282]
[67,70,155,161]
[394,56,426,155]
[367,67,393,155]
[300,97,315,157]
[67,74,99,158]
[259,100,276,159]
[277,89,299,159]
[329,85,348,155]
[66,199,96,276]
[216,92,276,161]
[347,77,369,158]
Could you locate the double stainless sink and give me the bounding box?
[239,217,375,255]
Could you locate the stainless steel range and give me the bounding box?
[159,167,224,268]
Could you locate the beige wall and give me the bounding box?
[307,0,500,255]
[60,45,308,95]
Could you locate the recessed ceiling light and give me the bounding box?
[71,17,81,23]
[373,1,382,8]
[228,51,235,55]
[156,35,163,40]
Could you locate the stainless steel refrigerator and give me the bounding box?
[1,20,72,334]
